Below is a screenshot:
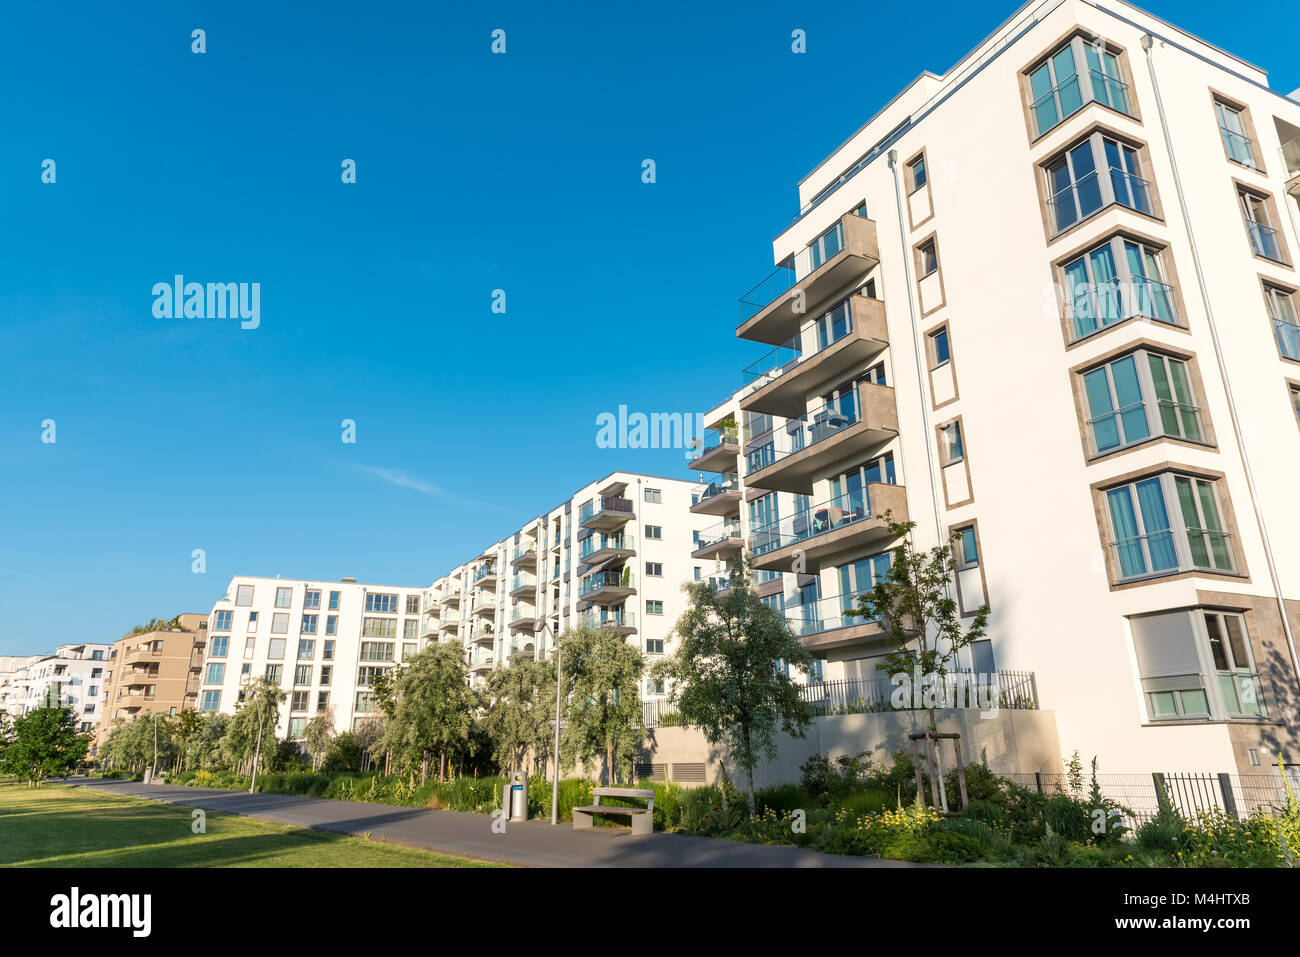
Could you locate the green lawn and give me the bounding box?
[0,783,504,868]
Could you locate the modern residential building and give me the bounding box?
[198,576,427,739]
[93,614,209,757]
[705,0,1300,779]
[423,471,700,708]
[1,644,112,733]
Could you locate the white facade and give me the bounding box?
[1,645,112,732]
[199,577,426,739]
[711,0,1300,778]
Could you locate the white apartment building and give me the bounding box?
[199,576,426,739]
[0,644,112,732]
[423,471,700,707]
[702,0,1300,779]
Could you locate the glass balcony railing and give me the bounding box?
[579,496,633,522]
[1274,318,1300,360]
[1111,529,1235,581]
[509,606,536,624]
[1220,127,1258,168]
[579,570,635,597]
[1282,137,1300,180]
[693,519,742,552]
[1031,69,1132,138]
[511,544,538,563]
[1246,220,1283,261]
[580,609,636,631]
[740,298,860,397]
[1086,398,1204,456]
[786,594,879,639]
[509,574,536,593]
[706,574,732,592]
[1067,275,1177,341]
[745,399,862,476]
[738,209,871,322]
[579,533,635,561]
[690,474,739,508]
[752,489,880,555]
[1050,168,1151,234]
[693,425,739,461]
[473,565,496,584]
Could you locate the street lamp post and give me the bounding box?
[249,691,264,795]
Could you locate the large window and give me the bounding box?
[1105,472,1235,581]
[304,589,321,610]
[200,690,220,711]
[1061,236,1176,340]
[1027,37,1131,136]
[359,642,394,661]
[1047,133,1151,234]
[1081,350,1204,455]
[275,587,292,608]
[212,610,233,632]
[362,617,396,638]
[1239,188,1284,261]
[300,614,318,635]
[235,584,254,606]
[1265,284,1300,360]
[365,593,399,614]
[1214,99,1257,168]
[204,663,224,685]
[209,636,229,658]
[1131,609,1264,721]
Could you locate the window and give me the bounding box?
[320,666,332,686]
[365,593,399,613]
[644,488,662,503]
[646,638,664,654]
[360,642,394,661]
[940,421,964,464]
[301,614,318,635]
[647,678,666,696]
[323,640,335,660]
[244,637,255,658]
[928,327,950,367]
[268,637,286,659]
[247,611,259,632]
[325,615,338,636]
[1265,285,1300,360]
[303,589,321,610]
[362,617,396,638]
[287,717,306,740]
[908,155,927,191]
[403,619,419,639]
[1061,236,1177,340]
[1131,609,1264,721]
[317,691,330,712]
[645,562,663,577]
[200,690,220,711]
[294,665,311,686]
[235,584,254,606]
[355,692,377,714]
[646,600,664,616]
[91,668,102,679]
[1081,350,1204,454]
[917,239,938,277]
[1027,37,1131,136]
[210,636,229,658]
[1239,188,1284,261]
[357,666,388,686]
[1291,384,1300,425]
[1046,133,1151,234]
[1105,472,1235,581]
[405,595,420,615]
[204,663,224,684]
[213,610,233,631]
[328,590,340,611]
[297,639,315,659]
[1214,99,1257,168]
[955,527,979,568]
[275,587,292,608]
[240,663,251,681]
[645,525,662,540]
[264,664,283,684]
[271,613,289,634]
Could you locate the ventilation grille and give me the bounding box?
[671,762,708,783]
[635,762,666,782]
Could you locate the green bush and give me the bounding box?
[1043,795,1092,843]
[754,784,811,816]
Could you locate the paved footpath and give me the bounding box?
[71,778,917,868]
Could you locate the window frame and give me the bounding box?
[1043,130,1156,237]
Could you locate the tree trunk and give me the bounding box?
[743,728,756,815]
[606,743,614,786]
[439,749,447,782]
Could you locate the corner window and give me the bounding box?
[1080,350,1204,455]
[1027,37,1131,137]
[1060,235,1177,341]
[1046,133,1151,235]
[1104,472,1235,581]
[1130,609,1264,721]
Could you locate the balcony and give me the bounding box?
[511,543,538,567]
[751,483,908,573]
[439,587,461,606]
[690,473,741,517]
[745,383,898,493]
[740,295,889,418]
[693,518,743,560]
[738,210,880,345]
[122,669,158,685]
[509,574,537,598]
[580,609,637,636]
[123,646,163,664]
[579,569,636,603]
[509,607,540,631]
[474,565,498,588]
[688,424,739,473]
[470,656,494,675]
[800,671,1040,716]
[579,496,634,530]
[470,627,496,646]
[787,595,887,655]
[579,532,636,566]
[471,597,499,619]
[438,616,459,634]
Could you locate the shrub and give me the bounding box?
[1042,795,1092,843]
[754,783,811,816]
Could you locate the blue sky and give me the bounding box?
[1,0,1295,654]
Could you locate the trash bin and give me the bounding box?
[509,771,528,822]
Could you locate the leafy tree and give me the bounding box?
[220,680,285,773]
[303,709,336,770]
[651,555,813,812]
[480,657,555,775]
[100,714,177,773]
[185,712,231,770]
[373,642,474,780]
[560,625,645,786]
[853,515,989,731]
[128,615,184,635]
[2,707,89,786]
[320,730,365,774]
[174,709,205,771]
[0,712,13,767]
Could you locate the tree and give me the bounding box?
[100,714,177,773]
[0,712,13,768]
[303,709,336,770]
[221,680,285,773]
[175,709,204,771]
[560,625,645,786]
[2,707,89,786]
[651,555,813,813]
[852,515,990,732]
[480,657,555,776]
[373,642,474,780]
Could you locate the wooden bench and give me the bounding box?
[572,787,655,836]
